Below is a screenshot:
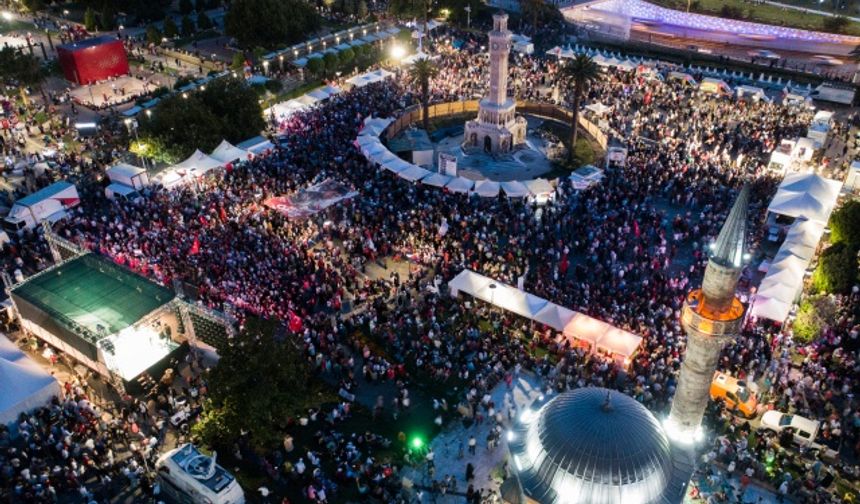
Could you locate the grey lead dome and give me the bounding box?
[515,388,673,504]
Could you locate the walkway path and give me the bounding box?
[401,373,545,503]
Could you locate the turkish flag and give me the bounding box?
[189,236,200,255]
[288,311,303,333]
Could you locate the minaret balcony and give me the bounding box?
[681,289,744,339]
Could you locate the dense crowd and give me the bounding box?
[2,25,859,503]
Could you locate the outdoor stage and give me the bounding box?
[68,75,153,109]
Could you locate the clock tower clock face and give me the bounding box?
[491,42,498,50]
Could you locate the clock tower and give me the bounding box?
[464,12,526,154]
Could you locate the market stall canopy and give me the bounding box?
[768,192,831,223]
[523,178,554,197]
[399,165,432,182]
[533,304,577,332]
[779,172,842,202]
[445,176,475,193]
[0,335,62,425]
[563,312,612,347]
[750,295,792,323]
[237,136,274,155]
[473,180,500,197]
[422,172,453,188]
[596,327,643,360]
[210,140,249,164]
[362,116,394,137]
[501,180,530,198]
[382,157,413,174]
[172,149,223,174]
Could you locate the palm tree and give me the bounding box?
[560,54,601,164]
[408,58,439,131]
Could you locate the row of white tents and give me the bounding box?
[448,270,642,365]
[354,117,557,200]
[153,137,274,189]
[752,172,843,323]
[265,85,343,122]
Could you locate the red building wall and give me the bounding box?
[57,38,129,85]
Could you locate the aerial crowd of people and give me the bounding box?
[1,24,859,504]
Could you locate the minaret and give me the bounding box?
[487,13,512,107]
[666,185,750,442]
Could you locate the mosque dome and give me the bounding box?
[509,388,673,504]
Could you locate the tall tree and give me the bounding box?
[408,58,439,131]
[226,0,320,49]
[0,47,46,103]
[192,317,314,449]
[560,54,600,164]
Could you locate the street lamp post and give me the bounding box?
[262,60,269,76]
[465,5,471,29]
[124,118,147,169]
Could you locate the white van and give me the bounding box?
[760,411,820,447]
[105,183,143,204]
[3,181,79,234]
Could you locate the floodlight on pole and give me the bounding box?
[1,11,12,21]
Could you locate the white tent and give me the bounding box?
[448,269,493,297]
[500,180,530,198]
[768,253,808,276]
[362,116,394,137]
[172,149,223,174]
[382,157,413,174]
[779,173,842,203]
[422,172,453,188]
[0,335,26,362]
[307,88,333,101]
[237,136,275,155]
[210,140,249,164]
[361,141,388,159]
[321,85,342,97]
[266,99,307,120]
[768,192,831,223]
[757,281,800,303]
[563,312,612,347]
[750,295,792,323]
[533,303,577,332]
[445,176,475,194]
[473,180,500,197]
[784,219,825,247]
[596,327,643,361]
[0,336,61,425]
[296,94,320,106]
[399,165,432,182]
[523,178,555,198]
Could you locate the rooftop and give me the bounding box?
[11,254,175,339]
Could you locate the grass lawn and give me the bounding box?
[652,0,860,36]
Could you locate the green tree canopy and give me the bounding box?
[83,7,98,31]
[181,15,195,36]
[145,25,163,45]
[306,56,324,76]
[225,0,320,49]
[0,47,45,88]
[323,51,340,74]
[137,76,263,162]
[192,317,316,449]
[830,200,860,250]
[197,11,214,30]
[199,76,265,144]
[179,0,195,15]
[163,16,179,38]
[811,242,858,294]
